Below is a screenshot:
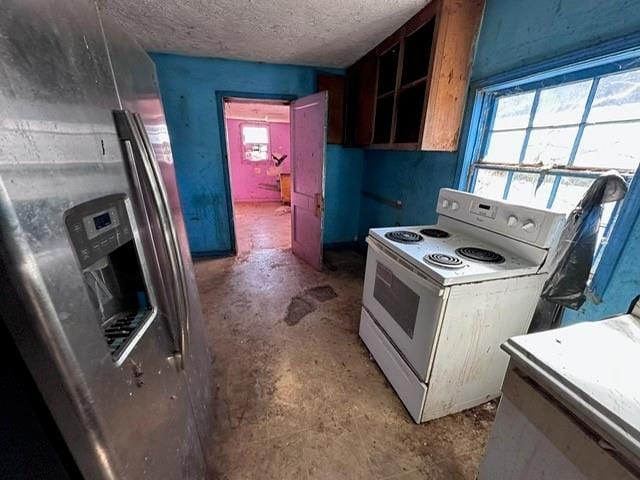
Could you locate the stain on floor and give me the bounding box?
[284,296,315,326]
[195,248,495,479]
[305,285,338,303]
[283,285,339,325]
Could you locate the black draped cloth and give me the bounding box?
[541,172,627,309]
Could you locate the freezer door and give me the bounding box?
[0,1,206,479]
[100,13,214,449]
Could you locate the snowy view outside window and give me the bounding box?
[242,125,270,162]
[470,66,640,254]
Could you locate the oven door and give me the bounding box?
[363,237,447,382]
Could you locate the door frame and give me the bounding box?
[215,91,297,255]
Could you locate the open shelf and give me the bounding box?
[395,81,427,144]
[372,14,435,147]
[344,0,485,151]
[399,76,429,92]
[401,19,436,87]
[373,95,394,144]
[377,45,400,96]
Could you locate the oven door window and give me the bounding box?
[373,262,420,338]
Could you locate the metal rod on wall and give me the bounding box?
[362,190,403,209]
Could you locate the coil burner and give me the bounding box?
[385,231,423,244]
[455,247,505,264]
[424,253,465,269]
[419,228,450,238]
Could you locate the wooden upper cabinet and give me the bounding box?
[317,74,346,144]
[345,53,377,147]
[345,0,485,151]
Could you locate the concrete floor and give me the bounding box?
[195,220,495,479]
[233,202,291,253]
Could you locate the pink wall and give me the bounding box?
[226,119,290,202]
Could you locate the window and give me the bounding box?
[241,125,269,162]
[466,58,640,274]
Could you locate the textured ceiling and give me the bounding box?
[98,0,428,67]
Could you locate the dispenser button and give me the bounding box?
[522,220,536,232]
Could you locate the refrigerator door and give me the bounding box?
[100,14,215,448]
[0,1,207,478]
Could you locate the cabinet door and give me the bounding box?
[317,74,346,144]
[345,54,376,146]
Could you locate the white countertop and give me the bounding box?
[503,313,640,466]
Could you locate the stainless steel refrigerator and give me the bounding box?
[0,0,214,478]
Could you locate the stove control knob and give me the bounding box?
[450,201,459,211]
[522,220,536,232]
[507,215,519,227]
[442,199,450,209]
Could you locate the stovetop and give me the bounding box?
[369,223,544,286]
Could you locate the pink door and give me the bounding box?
[291,91,328,270]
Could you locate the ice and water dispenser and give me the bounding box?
[65,193,155,361]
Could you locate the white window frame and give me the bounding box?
[241,123,270,163]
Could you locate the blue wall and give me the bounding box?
[150,53,363,255]
[358,150,457,238]
[472,0,640,80]
[466,0,640,324]
[324,145,364,245]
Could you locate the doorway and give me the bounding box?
[223,98,292,254]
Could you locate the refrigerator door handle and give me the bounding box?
[132,113,190,370]
[132,114,189,370]
[114,110,187,370]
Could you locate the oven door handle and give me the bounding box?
[366,237,444,296]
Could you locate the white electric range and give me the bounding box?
[359,188,566,423]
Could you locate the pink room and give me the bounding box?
[223,100,292,252]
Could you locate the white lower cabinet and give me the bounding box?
[479,368,639,480]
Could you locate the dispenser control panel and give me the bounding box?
[82,207,120,240]
[65,194,133,269]
[65,193,154,362]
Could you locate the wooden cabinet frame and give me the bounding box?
[346,0,485,151]
[372,1,439,149]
